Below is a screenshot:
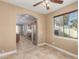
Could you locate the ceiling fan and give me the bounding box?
[33,0,63,10]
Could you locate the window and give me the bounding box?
[16,25,19,34]
[54,10,78,39]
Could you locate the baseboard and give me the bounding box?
[45,43,78,58]
[37,43,46,46]
[37,43,78,58]
[0,50,17,57]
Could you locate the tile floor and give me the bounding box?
[1,36,77,59]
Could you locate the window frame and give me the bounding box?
[53,10,78,40]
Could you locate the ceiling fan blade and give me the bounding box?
[50,0,63,4]
[33,1,43,6]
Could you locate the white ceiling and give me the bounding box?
[1,0,77,14]
[16,14,36,25]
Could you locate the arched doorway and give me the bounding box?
[16,14,38,47]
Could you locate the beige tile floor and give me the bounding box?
[1,36,77,59]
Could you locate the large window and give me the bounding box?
[54,10,78,39]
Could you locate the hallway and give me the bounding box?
[1,36,76,59]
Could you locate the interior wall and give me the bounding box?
[0,1,46,52]
[46,2,78,55]
[0,0,78,55]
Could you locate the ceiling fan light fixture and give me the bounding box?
[42,2,46,7]
[47,3,50,6]
[45,0,49,4]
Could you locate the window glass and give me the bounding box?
[63,14,70,37]
[54,11,78,39]
[16,25,19,34]
[68,11,78,39]
[54,16,63,36]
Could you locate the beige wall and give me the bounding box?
[0,1,46,52]
[46,2,78,55]
[0,0,78,55]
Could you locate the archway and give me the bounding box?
[16,14,38,47]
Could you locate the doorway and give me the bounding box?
[16,14,38,46]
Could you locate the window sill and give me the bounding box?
[54,35,78,41]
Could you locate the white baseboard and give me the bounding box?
[37,43,46,46]
[0,50,17,57]
[46,43,78,58]
[0,43,77,58]
[38,43,78,58]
